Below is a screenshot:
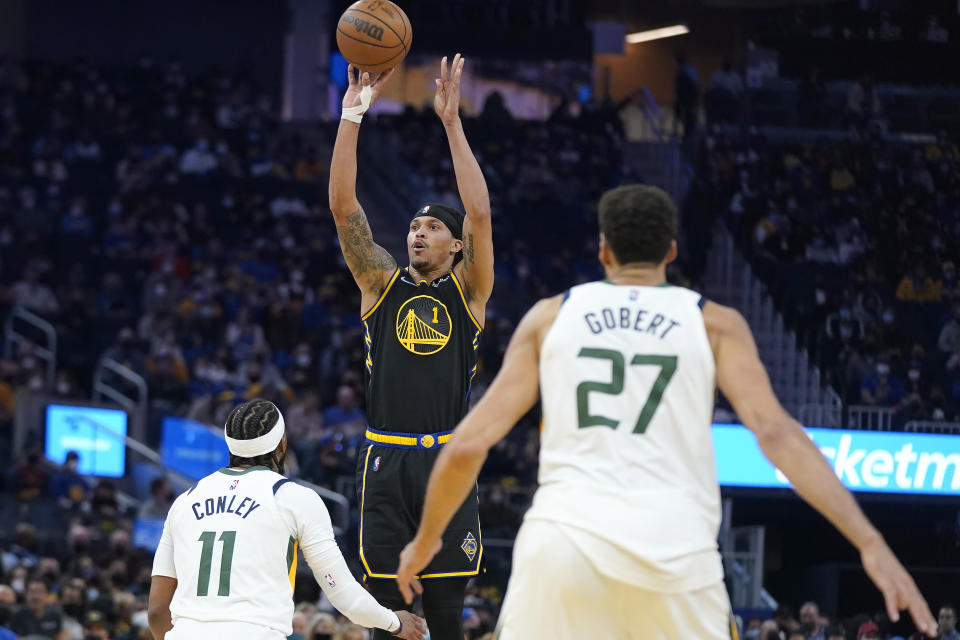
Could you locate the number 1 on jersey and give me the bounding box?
[197,530,236,596]
[576,348,677,434]
[432,306,439,323]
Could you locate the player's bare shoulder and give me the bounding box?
[700,299,750,355]
[524,294,565,350]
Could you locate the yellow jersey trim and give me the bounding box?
[419,544,483,578]
[358,447,396,579]
[450,272,483,331]
[360,268,401,322]
[364,429,453,448]
[288,540,299,590]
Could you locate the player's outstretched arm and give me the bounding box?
[437,54,494,313]
[396,296,561,603]
[277,483,427,639]
[705,301,937,638]
[329,65,398,305]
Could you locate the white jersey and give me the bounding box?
[152,466,397,636]
[525,282,723,592]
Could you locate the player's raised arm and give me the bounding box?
[329,65,398,309]
[395,296,561,603]
[438,55,494,314]
[705,301,937,637]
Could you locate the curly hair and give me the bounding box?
[224,398,285,473]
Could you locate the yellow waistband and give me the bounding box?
[364,429,453,449]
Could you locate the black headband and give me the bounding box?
[412,204,464,240]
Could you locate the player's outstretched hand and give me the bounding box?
[342,64,396,111]
[396,536,442,604]
[393,610,428,640]
[861,537,936,637]
[434,53,464,126]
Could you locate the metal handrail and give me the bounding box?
[848,404,894,430]
[904,421,960,434]
[93,356,148,410]
[4,305,57,388]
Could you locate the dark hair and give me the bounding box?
[941,604,957,615]
[27,576,50,592]
[224,399,284,473]
[149,476,168,495]
[597,184,677,265]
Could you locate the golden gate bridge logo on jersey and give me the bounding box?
[395,295,452,356]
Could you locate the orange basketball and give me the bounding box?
[336,0,412,73]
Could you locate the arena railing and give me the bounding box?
[904,421,960,435]
[847,405,895,431]
[92,356,149,442]
[4,305,57,390]
[71,415,351,537]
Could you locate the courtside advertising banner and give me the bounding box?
[713,423,960,496]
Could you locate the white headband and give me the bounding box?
[224,412,286,458]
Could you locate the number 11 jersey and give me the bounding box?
[526,282,723,593]
[153,467,327,636]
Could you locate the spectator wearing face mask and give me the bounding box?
[826,305,865,347]
[897,360,929,423]
[873,306,906,350]
[49,451,88,508]
[861,361,907,407]
[306,612,337,640]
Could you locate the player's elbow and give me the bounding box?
[446,436,488,467]
[465,206,492,225]
[754,414,806,460]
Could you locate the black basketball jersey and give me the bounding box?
[361,267,482,434]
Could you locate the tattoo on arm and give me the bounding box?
[335,207,396,291]
[465,233,476,265]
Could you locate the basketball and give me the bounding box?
[336,0,412,73]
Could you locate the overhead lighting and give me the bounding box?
[625,25,690,44]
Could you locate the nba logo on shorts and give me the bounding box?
[325,573,336,588]
[629,289,639,301]
[373,456,381,471]
[229,479,239,491]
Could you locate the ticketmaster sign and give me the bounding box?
[713,423,960,495]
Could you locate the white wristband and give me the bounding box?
[388,612,401,634]
[341,84,372,124]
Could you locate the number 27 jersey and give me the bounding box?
[526,282,722,592]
